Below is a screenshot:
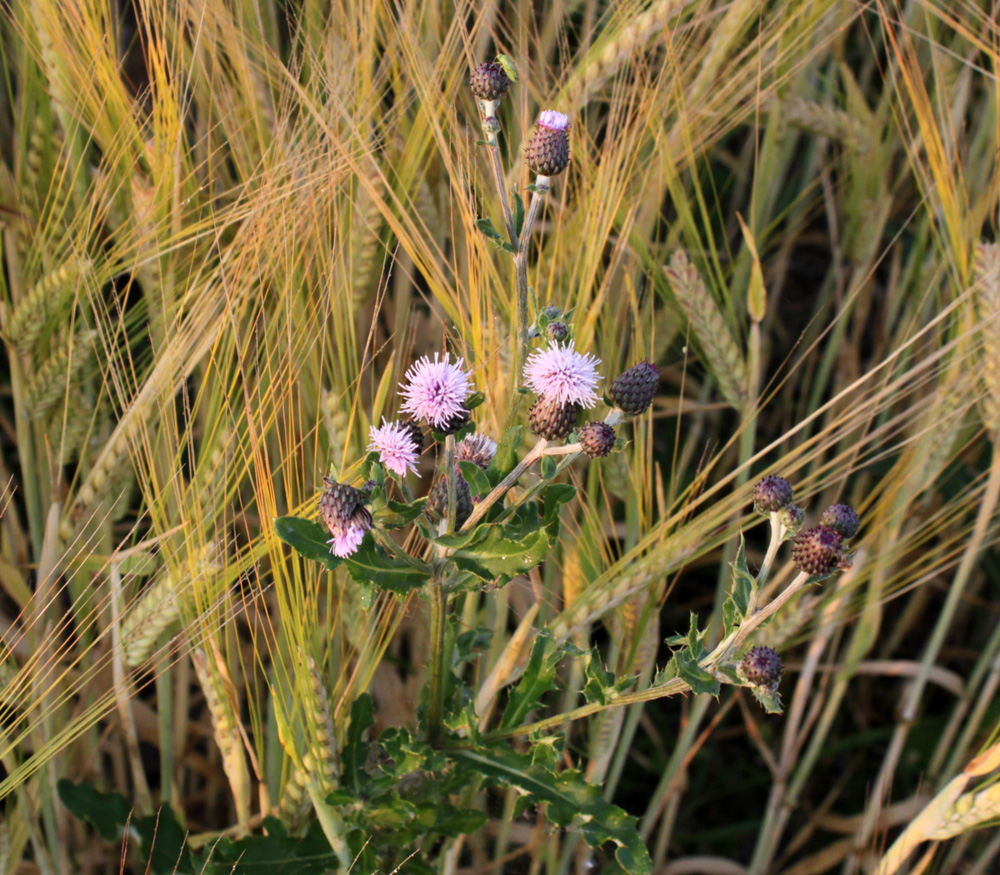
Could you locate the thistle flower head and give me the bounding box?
[792,525,849,576]
[608,361,659,415]
[456,432,497,470]
[524,341,601,408]
[367,419,420,477]
[327,513,370,558]
[537,110,569,130]
[469,61,510,101]
[525,111,571,176]
[579,422,616,458]
[740,646,783,691]
[399,354,473,430]
[820,503,860,539]
[319,479,372,558]
[753,475,794,514]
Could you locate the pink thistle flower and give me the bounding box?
[399,354,473,430]
[523,341,601,408]
[327,523,367,558]
[456,432,497,470]
[367,419,420,477]
[537,110,569,130]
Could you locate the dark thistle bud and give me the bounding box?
[436,407,471,436]
[528,395,580,440]
[820,503,859,539]
[525,111,570,176]
[546,321,569,342]
[780,504,805,534]
[428,469,473,528]
[541,305,562,320]
[740,646,783,691]
[469,62,510,101]
[401,420,425,456]
[792,525,850,576]
[752,475,794,514]
[608,361,659,415]
[319,477,369,528]
[579,422,616,458]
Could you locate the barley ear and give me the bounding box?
[664,250,749,411]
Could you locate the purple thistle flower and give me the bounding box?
[399,354,473,430]
[523,341,601,408]
[368,419,420,477]
[537,110,569,130]
[456,432,497,469]
[327,523,367,558]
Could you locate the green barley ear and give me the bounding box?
[192,645,251,833]
[24,328,97,416]
[974,242,1000,433]
[6,258,92,353]
[663,250,749,411]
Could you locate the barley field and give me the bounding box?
[1,0,1000,873]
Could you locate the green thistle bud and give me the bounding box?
[820,503,859,539]
[528,395,580,440]
[319,478,371,529]
[579,422,616,458]
[546,321,569,342]
[792,525,849,576]
[752,475,794,514]
[428,469,473,527]
[470,62,510,101]
[608,361,659,415]
[740,646,783,691]
[780,504,805,534]
[525,111,570,176]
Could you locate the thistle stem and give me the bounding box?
[513,177,550,386]
[459,439,548,532]
[484,570,812,741]
[747,511,784,616]
[427,575,448,746]
[477,99,516,244]
[444,435,457,534]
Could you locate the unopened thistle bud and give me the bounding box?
[470,62,511,101]
[456,432,497,470]
[820,503,859,539]
[792,525,849,576]
[529,395,579,440]
[780,504,805,534]
[428,469,474,527]
[546,321,569,342]
[752,475,794,514]
[525,111,570,177]
[608,361,659,415]
[437,407,471,436]
[319,477,369,528]
[740,646,783,691]
[579,422,616,458]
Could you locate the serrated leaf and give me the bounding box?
[342,538,430,594]
[452,527,549,582]
[652,659,679,686]
[458,460,491,498]
[58,779,132,842]
[723,535,755,635]
[274,516,340,571]
[476,216,502,239]
[751,685,783,714]
[674,649,721,696]
[449,748,651,874]
[196,818,337,875]
[582,651,622,706]
[374,498,427,529]
[686,612,704,656]
[501,633,559,728]
[343,694,374,793]
[432,524,489,550]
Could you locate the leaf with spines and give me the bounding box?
[448,747,652,873]
[672,649,721,696]
[751,685,783,714]
[500,633,560,728]
[275,516,341,571]
[452,526,549,582]
[723,535,754,636]
[342,539,430,594]
[582,649,635,705]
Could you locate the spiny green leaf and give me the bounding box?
[342,538,430,594]
[673,650,720,696]
[501,633,559,728]
[452,527,549,582]
[274,516,340,571]
[751,685,783,714]
[449,748,651,874]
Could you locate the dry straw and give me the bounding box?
[974,242,1000,434]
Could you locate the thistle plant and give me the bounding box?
[265,62,862,872]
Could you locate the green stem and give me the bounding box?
[427,576,448,746]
